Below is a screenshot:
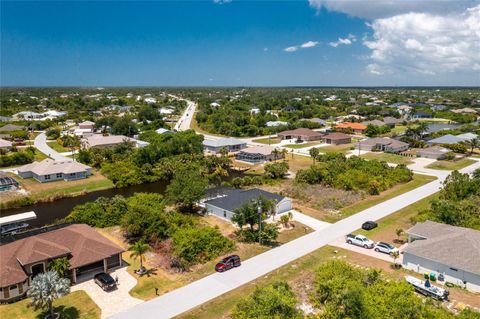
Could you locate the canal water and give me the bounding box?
[1,181,168,228]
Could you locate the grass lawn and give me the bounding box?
[284,153,314,173]
[252,137,281,144]
[1,171,114,209]
[97,218,312,301]
[0,290,100,319]
[319,143,354,154]
[190,115,225,137]
[33,149,49,161]
[389,125,408,135]
[360,152,414,165]
[47,140,70,153]
[426,158,476,170]
[283,142,321,149]
[335,174,437,222]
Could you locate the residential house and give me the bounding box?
[155,128,173,134]
[17,159,92,183]
[427,134,463,145]
[300,118,327,126]
[403,220,480,293]
[431,104,447,111]
[417,146,450,160]
[0,116,13,122]
[78,120,95,131]
[203,187,292,221]
[335,122,367,134]
[357,137,409,153]
[0,124,26,132]
[278,128,323,141]
[0,138,13,151]
[0,224,124,302]
[451,108,478,114]
[82,134,148,149]
[456,133,478,141]
[362,119,387,127]
[322,132,352,145]
[236,145,280,163]
[13,111,43,120]
[412,112,433,119]
[203,138,247,154]
[282,105,297,112]
[382,117,404,128]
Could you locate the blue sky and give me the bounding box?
[1,0,479,86]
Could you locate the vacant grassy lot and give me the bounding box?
[426,158,476,170]
[0,290,100,319]
[252,137,281,144]
[1,171,114,209]
[319,143,354,154]
[360,152,414,165]
[47,140,70,152]
[283,142,321,149]
[98,217,311,301]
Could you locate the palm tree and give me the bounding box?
[272,148,280,161]
[28,271,70,319]
[417,122,429,138]
[129,240,150,273]
[47,257,70,278]
[309,147,320,164]
[391,251,400,269]
[464,137,480,155]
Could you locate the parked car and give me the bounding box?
[374,241,399,255]
[346,234,375,249]
[362,221,378,230]
[215,255,241,272]
[94,272,117,291]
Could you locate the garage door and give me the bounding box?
[276,199,292,214]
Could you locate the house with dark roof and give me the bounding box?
[0,224,124,302]
[417,146,450,160]
[277,128,323,142]
[322,132,352,145]
[203,188,292,221]
[403,221,480,293]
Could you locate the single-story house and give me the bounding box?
[0,124,26,132]
[322,132,352,145]
[417,146,450,160]
[403,220,480,293]
[456,133,478,141]
[155,128,173,134]
[0,138,13,151]
[431,104,447,111]
[427,134,464,145]
[335,122,367,134]
[236,145,280,163]
[357,137,409,153]
[203,138,247,154]
[266,121,289,127]
[451,108,478,114]
[278,128,323,141]
[412,112,433,119]
[81,134,148,149]
[300,118,327,126]
[0,116,12,122]
[382,117,404,128]
[78,121,95,132]
[362,119,387,127]
[13,111,43,120]
[17,159,92,183]
[0,224,124,302]
[203,188,292,221]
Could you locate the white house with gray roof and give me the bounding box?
[203,138,247,154]
[403,220,480,292]
[17,159,92,183]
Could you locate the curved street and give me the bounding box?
[34,132,69,161]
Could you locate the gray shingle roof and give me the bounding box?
[427,134,463,145]
[405,221,480,275]
[203,138,246,148]
[205,188,285,212]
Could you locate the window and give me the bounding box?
[223,211,227,218]
[44,175,50,180]
[10,285,17,290]
[56,173,62,178]
[69,173,76,177]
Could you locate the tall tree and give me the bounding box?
[309,147,320,164]
[166,165,208,211]
[28,271,70,319]
[129,240,150,272]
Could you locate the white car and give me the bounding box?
[374,241,399,255]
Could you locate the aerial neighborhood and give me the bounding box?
[1,1,480,318]
[1,87,480,319]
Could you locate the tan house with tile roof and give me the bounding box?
[0,224,124,302]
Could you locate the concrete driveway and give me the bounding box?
[71,267,143,319]
[329,236,403,264]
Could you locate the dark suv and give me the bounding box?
[215,255,241,272]
[362,221,378,231]
[94,272,117,291]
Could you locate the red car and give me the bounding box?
[215,255,241,272]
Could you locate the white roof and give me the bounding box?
[18,159,91,175]
[456,133,478,141]
[79,120,95,126]
[0,211,36,226]
[0,138,12,148]
[155,128,172,134]
[266,121,288,127]
[203,138,245,148]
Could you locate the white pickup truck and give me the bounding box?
[346,234,375,249]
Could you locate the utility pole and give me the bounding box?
[257,204,262,245]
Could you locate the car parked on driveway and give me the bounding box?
[94,272,117,291]
[362,221,378,230]
[215,255,241,272]
[374,241,399,255]
[346,234,375,249]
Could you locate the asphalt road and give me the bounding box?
[110,160,480,319]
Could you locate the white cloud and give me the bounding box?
[284,46,299,52]
[308,0,474,19]
[300,40,319,48]
[213,0,232,4]
[329,34,356,47]
[263,47,269,51]
[363,5,480,75]
[284,40,319,52]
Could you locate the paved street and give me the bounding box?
[171,95,197,132]
[34,132,69,161]
[110,160,480,319]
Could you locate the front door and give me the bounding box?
[31,263,44,278]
